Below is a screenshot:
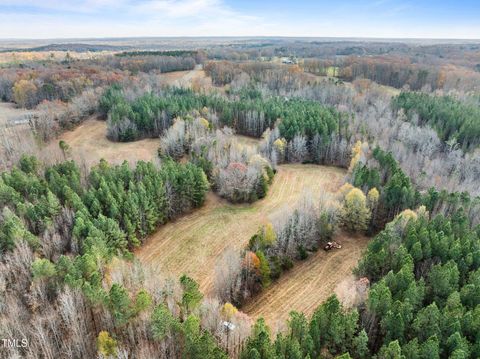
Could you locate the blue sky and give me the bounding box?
[0,0,479,39]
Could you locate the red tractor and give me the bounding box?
[323,241,342,251]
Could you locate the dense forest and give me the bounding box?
[0,156,219,358]
[1,38,480,358]
[100,85,345,150]
[242,209,480,358]
[392,92,480,152]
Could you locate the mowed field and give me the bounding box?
[136,164,349,292]
[47,119,160,167]
[243,232,369,328]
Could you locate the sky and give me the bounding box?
[0,0,479,39]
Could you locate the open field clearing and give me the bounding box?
[40,67,210,166]
[136,164,347,294]
[0,102,35,126]
[45,119,160,167]
[242,232,369,329]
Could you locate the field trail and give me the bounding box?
[136,164,347,295]
[242,232,369,329]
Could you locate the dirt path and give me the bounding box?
[242,232,369,330]
[166,65,212,89]
[136,164,347,294]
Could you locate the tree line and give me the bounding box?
[0,63,122,108]
[100,85,344,143]
[392,92,480,152]
[351,145,480,229]
[0,52,197,109]
[324,55,480,92]
[159,118,275,203]
[0,155,229,358]
[95,54,196,74]
[240,207,480,358]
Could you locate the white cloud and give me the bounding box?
[0,0,478,39]
[0,0,243,16]
[0,0,110,13]
[136,0,225,17]
[0,0,267,38]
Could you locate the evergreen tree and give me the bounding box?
[241,318,276,359]
[180,274,203,315]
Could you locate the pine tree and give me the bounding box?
[151,304,180,340]
[241,318,275,359]
[413,303,441,342]
[180,275,203,315]
[133,289,152,316]
[377,340,404,359]
[31,258,57,279]
[108,283,132,326]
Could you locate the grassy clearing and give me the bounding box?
[135,164,347,295]
[45,119,160,167]
[243,232,369,329]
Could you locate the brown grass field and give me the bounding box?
[47,119,160,167]
[131,133,368,326]
[136,164,347,294]
[242,232,369,329]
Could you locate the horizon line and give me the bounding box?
[1,35,479,42]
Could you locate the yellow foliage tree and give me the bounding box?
[273,138,287,154]
[13,79,37,108]
[367,188,380,210]
[348,140,369,173]
[338,183,354,201]
[348,140,363,172]
[416,205,429,220]
[198,117,209,128]
[392,208,418,234]
[221,302,238,320]
[263,222,277,245]
[398,209,417,221]
[342,188,371,233]
[97,331,117,357]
